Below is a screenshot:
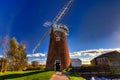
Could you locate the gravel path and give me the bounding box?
[50,72,69,80]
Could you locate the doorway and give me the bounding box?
[55,60,60,71]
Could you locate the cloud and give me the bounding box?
[28,61,32,64]
[32,58,41,61]
[27,48,120,65]
[70,48,120,64]
[80,58,93,64]
[70,48,120,57]
[27,53,46,64]
[32,53,45,57]
[0,55,3,58]
[71,57,92,64]
[27,53,46,58]
[27,54,32,57]
[30,58,46,64]
[70,52,82,57]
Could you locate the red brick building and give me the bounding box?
[46,25,71,70]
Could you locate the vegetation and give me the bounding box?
[7,37,28,71]
[72,65,111,73]
[62,68,72,72]
[0,36,9,72]
[68,73,85,80]
[62,68,85,80]
[0,37,28,72]
[26,65,45,71]
[31,61,39,67]
[0,58,8,72]
[0,70,55,80]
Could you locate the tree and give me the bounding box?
[0,58,8,72]
[16,43,28,70]
[7,37,18,71]
[7,37,28,71]
[32,61,39,67]
[0,35,9,72]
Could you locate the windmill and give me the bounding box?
[33,0,74,70]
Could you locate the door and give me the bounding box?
[55,60,60,71]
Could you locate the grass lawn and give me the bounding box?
[69,73,85,80]
[0,70,55,80]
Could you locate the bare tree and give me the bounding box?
[0,35,10,72]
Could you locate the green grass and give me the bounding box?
[69,73,85,80]
[0,70,55,80]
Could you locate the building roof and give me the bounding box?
[91,51,120,60]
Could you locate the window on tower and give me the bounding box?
[56,36,61,41]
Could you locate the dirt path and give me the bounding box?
[50,72,69,80]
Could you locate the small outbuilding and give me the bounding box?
[71,58,82,68]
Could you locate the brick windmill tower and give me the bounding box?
[33,0,74,71]
[46,24,70,70]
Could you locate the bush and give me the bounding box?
[62,68,72,72]
[25,65,45,71]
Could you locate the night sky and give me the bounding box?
[0,0,120,63]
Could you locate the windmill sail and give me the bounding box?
[32,29,51,53]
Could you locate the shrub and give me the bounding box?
[62,68,72,72]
